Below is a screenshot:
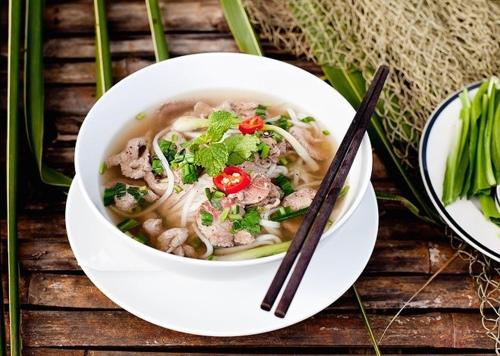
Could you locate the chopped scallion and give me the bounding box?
[200,210,213,226]
[255,104,267,117]
[99,162,107,175]
[300,116,316,123]
[322,129,330,136]
[174,185,183,193]
[228,213,242,221]
[274,174,294,196]
[117,218,140,232]
[136,112,145,120]
[219,207,230,222]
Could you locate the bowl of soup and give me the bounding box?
[74,53,372,272]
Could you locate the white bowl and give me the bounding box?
[74,53,372,274]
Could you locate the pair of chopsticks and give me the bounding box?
[261,65,390,318]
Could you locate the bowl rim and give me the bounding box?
[74,52,372,267]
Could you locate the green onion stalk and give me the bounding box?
[24,0,72,187]
[145,0,169,61]
[442,77,500,226]
[6,0,22,354]
[219,1,381,352]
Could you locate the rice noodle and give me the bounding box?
[264,124,319,171]
[273,165,288,176]
[286,108,297,120]
[296,180,322,189]
[213,234,282,256]
[180,187,199,227]
[267,162,277,177]
[182,131,203,139]
[192,223,213,259]
[260,219,280,229]
[256,234,282,244]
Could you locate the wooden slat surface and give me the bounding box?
[0,0,493,353]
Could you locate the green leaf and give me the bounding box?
[352,285,381,356]
[478,194,500,227]
[24,0,72,187]
[94,0,112,98]
[194,143,229,176]
[145,0,169,61]
[232,207,261,235]
[376,191,436,224]
[7,0,22,353]
[224,134,260,165]
[219,0,262,56]
[205,110,239,143]
[200,210,214,226]
[275,115,293,131]
[323,65,439,223]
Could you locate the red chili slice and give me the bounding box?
[213,166,251,194]
[239,115,265,134]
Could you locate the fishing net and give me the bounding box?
[243,0,500,349]
[244,0,500,165]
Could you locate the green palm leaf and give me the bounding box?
[24,0,72,187]
[94,0,113,98]
[6,0,22,354]
[145,0,169,61]
[322,65,438,222]
[220,0,262,56]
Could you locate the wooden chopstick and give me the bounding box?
[261,65,389,317]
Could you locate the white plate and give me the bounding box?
[419,82,500,261]
[65,176,378,336]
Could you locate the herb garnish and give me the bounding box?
[232,207,261,235]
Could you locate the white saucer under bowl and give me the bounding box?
[65,176,378,336]
[419,81,500,262]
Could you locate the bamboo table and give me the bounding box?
[0,0,494,354]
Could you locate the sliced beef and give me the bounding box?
[196,201,234,247]
[282,187,317,211]
[289,126,328,160]
[143,218,163,237]
[113,184,158,213]
[261,136,287,161]
[234,230,255,245]
[230,101,258,118]
[239,160,273,176]
[228,174,272,205]
[114,193,138,213]
[258,184,283,210]
[193,101,214,118]
[107,137,151,179]
[156,227,189,253]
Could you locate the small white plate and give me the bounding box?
[65,176,378,336]
[419,82,500,262]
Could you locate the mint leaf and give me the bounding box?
[224,134,260,165]
[194,142,229,176]
[205,110,239,142]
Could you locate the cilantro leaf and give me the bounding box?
[232,207,261,235]
[204,110,239,143]
[224,134,260,165]
[194,142,229,176]
[158,139,177,162]
[275,115,293,131]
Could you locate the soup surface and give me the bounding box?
[101,92,344,261]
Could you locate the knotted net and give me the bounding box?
[243,0,500,350]
[244,0,500,165]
